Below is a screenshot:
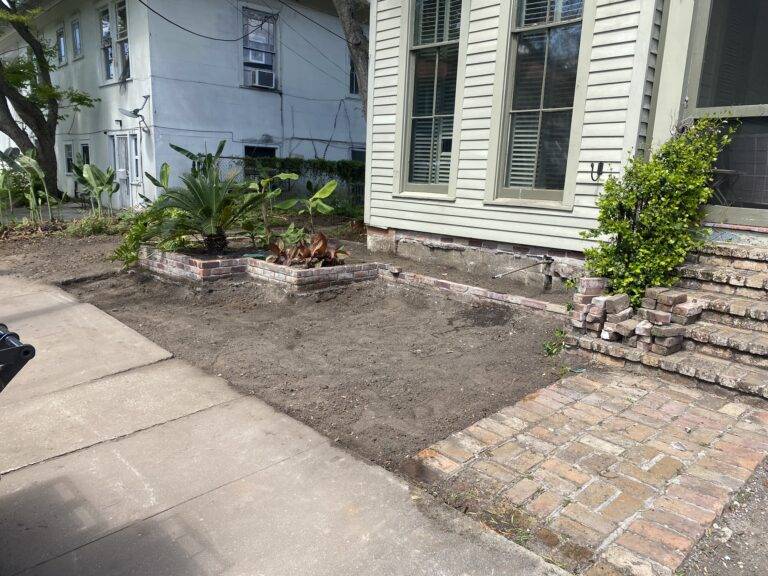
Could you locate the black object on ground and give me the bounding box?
[0,323,35,392]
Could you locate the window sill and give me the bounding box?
[72,55,84,62]
[99,77,132,88]
[485,196,574,211]
[240,85,279,93]
[394,189,455,202]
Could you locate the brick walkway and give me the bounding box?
[412,370,768,575]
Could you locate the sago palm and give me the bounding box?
[157,169,254,254]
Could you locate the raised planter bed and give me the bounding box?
[139,245,571,311]
[139,245,379,293]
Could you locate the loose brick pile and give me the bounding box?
[570,280,704,357]
[412,370,768,575]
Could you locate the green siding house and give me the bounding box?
[363,0,768,269]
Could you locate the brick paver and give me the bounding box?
[412,370,768,575]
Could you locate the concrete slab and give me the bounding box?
[27,443,565,576]
[0,274,64,299]
[0,359,242,474]
[0,293,171,403]
[0,398,319,575]
[0,396,564,576]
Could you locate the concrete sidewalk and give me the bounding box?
[0,274,565,576]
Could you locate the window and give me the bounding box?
[64,143,74,174]
[56,26,67,65]
[244,145,277,178]
[242,9,277,89]
[349,56,359,95]
[686,0,768,213]
[100,7,114,79]
[79,143,90,165]
[116,1,130,79]
[497,0,584,201]
[350,148,366,162]
[99,3,129,81]
[405,0,462,189]
[130,134,140,182]
[71,19,82,59]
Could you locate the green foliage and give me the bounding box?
[74,163,120,216]
[279,222,308,245]
[543,328,567,357]
[275,180,337,231]
[245,157,364,184]
[63,214,125,237]
[582,117,736,306]
[16,151,53,223]
[239,172,299,247]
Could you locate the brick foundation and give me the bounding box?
[366,226,585,290]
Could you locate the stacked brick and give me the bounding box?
[637,287,702,356]
[570,277,609,336]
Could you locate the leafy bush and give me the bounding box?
[63,214,125,237]
[581,117,736,306]
[276,180,337,232]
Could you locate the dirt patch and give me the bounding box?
[66,273,574,470]
[680,459,768,576]
[0,234,121,283]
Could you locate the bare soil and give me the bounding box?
[67,275,572,470]
[1,234,574,471]
[679,459,768,576]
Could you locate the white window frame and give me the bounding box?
[79,142,91,165]
[129,133,141,184]
[391,0,470,200]
[484,0,595,210]
[71,17,83,60]
[241,4,278,90]
[56,25,67,66]
[63,143,74,174]
[98,2,130,83]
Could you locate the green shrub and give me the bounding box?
[63,214,124,237]
[581,117,736,306]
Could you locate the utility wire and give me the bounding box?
[135,0,269,41]
[270,0,349,44]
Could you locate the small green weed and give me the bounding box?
[543,328,567,357]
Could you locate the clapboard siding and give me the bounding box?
[636,0,664,156]
[365,0,656,252]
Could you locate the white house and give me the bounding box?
[0,0,367,207]
[364,0,768,271]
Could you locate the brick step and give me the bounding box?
[684,321,768,369]
[692,242,768,271]
[569,334,768,398]
[678,263,768,298]
[676,288,768,333]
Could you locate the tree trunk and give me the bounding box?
[331,0,369,117]
[35,135,59,202]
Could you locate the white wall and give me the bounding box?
[0,0,155,204]
[147,0,366,189]
[0,0,366,204]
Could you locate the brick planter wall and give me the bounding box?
[139,245,380,293]
[247,259,380,293]
[139,246,247,282]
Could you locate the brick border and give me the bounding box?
[138,246,570,313]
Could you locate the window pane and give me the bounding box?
[414,0,438,45]
[80,144,90,165]
[435,44,458,115]
[550,0,584,22]
[512,30,546,110]
[517,0,548,26]
[535,110,572,190]
[710,118,768,209]
[409,117,436,183]
[116,2,128,39]
[414,0,461,45]
[412,48,436,116]
[506,112,540,188]
[543,22,581,108]
[72,21,81,57]
[698,0,768,107]
[100,10,111,43]
[435,115,453,183]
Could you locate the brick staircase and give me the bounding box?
[568,243,768,399]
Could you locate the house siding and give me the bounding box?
[366,0,660,253]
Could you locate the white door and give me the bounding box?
[114,135,131,207]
